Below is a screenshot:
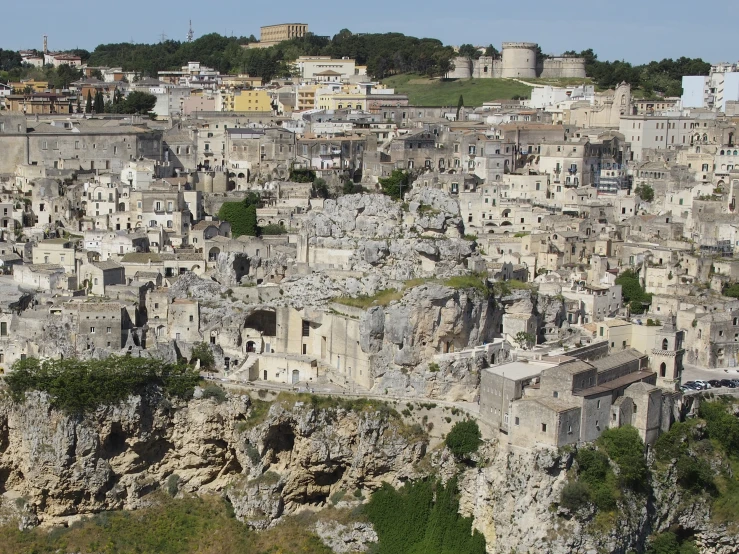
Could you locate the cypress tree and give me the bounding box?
[85,90,92,113]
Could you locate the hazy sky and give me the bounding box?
[4,0,735,64]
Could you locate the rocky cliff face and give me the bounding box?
[0,391,426,529]
[457,444,739,554]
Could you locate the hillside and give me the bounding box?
[381,74,533,107]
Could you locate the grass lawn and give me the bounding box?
[382,74,532,106]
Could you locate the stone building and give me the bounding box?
[448,43,586,80]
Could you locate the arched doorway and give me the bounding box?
[208,247,220,261]
[659,362,667,378]
[291,369,300,384]
[246,341,256,353]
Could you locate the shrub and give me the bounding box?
[560,481,590,511]
[166,474,180,497]
[597,426,649,491]
[218,201,258,237]
[445,273,489,297]
[445,420,481,459]
[201,384,227,404]
[330,490,347,505]
[5,356,200,415]
[428,362,440,373]
[260,224,288,235]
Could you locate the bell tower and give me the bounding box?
[650,315,684,391]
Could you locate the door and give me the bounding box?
[291,369,300,384]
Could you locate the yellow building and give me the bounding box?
[221,75,263,88]
[220,90,273,112]
[315,90,368,111]
[9,80,49,93]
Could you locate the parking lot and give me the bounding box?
[682,363,739,393]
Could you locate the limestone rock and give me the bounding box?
[314,520,378,553]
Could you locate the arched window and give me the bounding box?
[662,338,669,350]
[660,362,667,377]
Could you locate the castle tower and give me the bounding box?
[650,315,685,391]
[501,42,537,79]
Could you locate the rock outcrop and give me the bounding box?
[0,391,427,528]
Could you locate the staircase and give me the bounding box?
[231,354,260,381]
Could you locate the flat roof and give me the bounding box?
[485,360,556,381]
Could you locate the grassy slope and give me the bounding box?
[0,495,335,554]
[382,74,533,106]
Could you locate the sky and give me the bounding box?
[3,0,735,65]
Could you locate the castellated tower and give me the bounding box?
[501,42,538,79]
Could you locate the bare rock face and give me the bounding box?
[314,520,378,553]
[367,283,498,400]
[0,392,427,529]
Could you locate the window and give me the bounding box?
[541,423,547,432]
[302,320,310,337]
[597,400,601,409]
[0,322,6,336]
[90,327,96,333]
[514,417,519,425]
[189,315,194,322]
[553,391,559,398]
[107,327,111,333]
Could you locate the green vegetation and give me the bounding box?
[646,531,700,554]
[445,420,482,460]
[5,356,200,415]
[217,192,260,238]
[560,426,647,515]
[492,279,533,297]
[381,73,533,106]
[365,478,485,554]
[190,342,215,370]
[514,332,536,350]
[597,427,649,491]
[616,269,652,315]
[379,169,411,200]
[561,50,710,97]
[290,168,316,183]
[654,400,739,526]
[722,282,739,299]
[444,273,489,297]
[260,224,288,235]
[0,494,338,554]
[200,384,227,404]
[332,288,403,309]
[635,184,655,202]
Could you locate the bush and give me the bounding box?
[379,169,411,200]
[218,201,257,237]
[201,384,227,404]
[166,474,180,497]
[5,356,200,415]
[445,420,481,459]
[260,224,288,235]
[560,481,590,511]
[574,447,618,512]
[597,426,649,491]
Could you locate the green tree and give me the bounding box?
[190,342,215,370]
[445,420,481,460]
[121,91,157,115]
[635,184,655,202]
[85,90,92,113]
[94,90,104,113]
[597,426,649,491]
[312,178,329,199]
[456,94,464,120]
[514,331,535,350]
[342,180,355,195]
[616,269,651,315]
[379,169,410,200]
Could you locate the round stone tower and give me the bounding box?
[501,42,538,79]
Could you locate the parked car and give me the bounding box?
[694,380,711,389]
[708,379,722,388]
[720,379,736,388]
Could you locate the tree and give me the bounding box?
[616,269,652,314]
[94,90,104,113]
[484,44,499,58]
[342,180,355,195]
[456,94,464,120]
[635,184,654,202]
[120,91,157,115]
[458,44,480,60]
[445,420,481,460]
[379,169,410,200]
[312,178,329,199]
[514,331,535,350]
[85,90,92,113]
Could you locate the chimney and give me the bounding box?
[43,35,48,54]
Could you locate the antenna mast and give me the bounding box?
[187,20,194,42]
